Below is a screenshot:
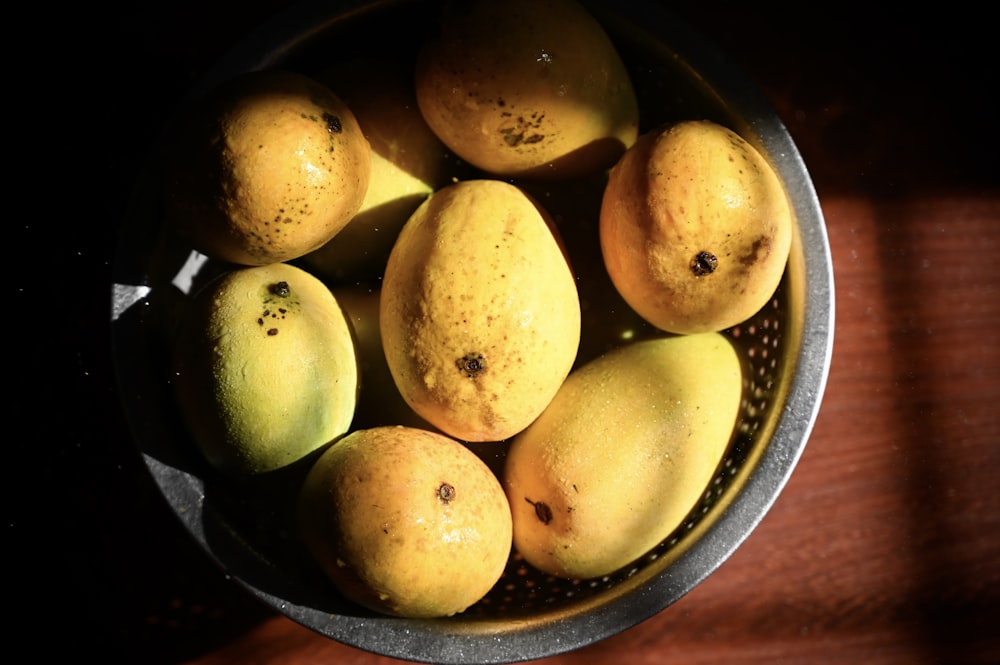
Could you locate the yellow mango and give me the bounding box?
[503,333,742,579]
[303,58,456,282]
[297,425,513,618]
[163,69,370,266]
[600,120,792,333]
[415,0,638,179]
[380,179,580,442]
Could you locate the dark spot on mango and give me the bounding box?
[438,483,456,504]
[525,498,553,525]
[739,237,772,267]
[690,251,719,277]
[457,352,487,378]
[271,281,291,297]
[267,328,279,336]
[324,113,342,133]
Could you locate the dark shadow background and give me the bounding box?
[12,1,996,663]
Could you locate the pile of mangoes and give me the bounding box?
[160,0,792,619]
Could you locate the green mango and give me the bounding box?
[172,262,358,477]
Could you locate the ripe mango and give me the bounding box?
[503,333,742,579]
[330,284,435,431]
[600,120,793,333]
[163,69,371,266]
[415,0,638,179]
[171,263,358,476]
[297,425,513,618]
[303,58,457,283]
[380,179,581,442]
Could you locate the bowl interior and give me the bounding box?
[111,1,834,662]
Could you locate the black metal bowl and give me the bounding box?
[111,1,834,662]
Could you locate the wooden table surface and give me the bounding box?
[27,1,998,664]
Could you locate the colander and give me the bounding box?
[111,0,835,662]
